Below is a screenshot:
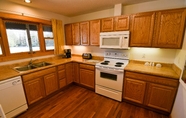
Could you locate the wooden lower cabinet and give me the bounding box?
[73,62,79,83]
[23,77,45,105]
[66,62,73,84]
[124,78,146,104]
[123,71,179,114]
[79,64,95,89]
[44,73,58,95]
[145,83,177,112]
[22,67,58,105]
[57,64,66,88]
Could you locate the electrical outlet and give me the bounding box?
[142,54,145,58]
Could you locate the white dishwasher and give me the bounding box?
[0,76,28,118]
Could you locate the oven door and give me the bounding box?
[95,66,124,91]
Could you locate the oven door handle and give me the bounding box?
[96,66,124,73]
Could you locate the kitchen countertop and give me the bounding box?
[0,57,181,81]
[125,60,181,79]
[0,56,103,81]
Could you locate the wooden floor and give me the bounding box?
[17,85,169,118]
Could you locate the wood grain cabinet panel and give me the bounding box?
[57,64,66,88]
[101,18,114,32]
[80,21,89,45]
[64,24,73,45]
[123,71,179,114]
[23,77,45,105]
[72,23,80,45]
[80,69,95,89]
[73,62,79,83]
[123,78,146,104]
[145,83,177,112]
[90,19,100,45]
[79,64,95,89]
[130,12,155,47]
[153,9,186,48]
[44,73,58,96]
[66,62,73,84]
[114,15,130,31]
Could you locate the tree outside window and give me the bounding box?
[5,22,40,54]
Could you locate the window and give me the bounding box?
[43,25,54,50]
[0,44,2,55]
[5,21,40,54]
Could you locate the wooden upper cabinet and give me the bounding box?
[90,19,100,45]
[153,9,186,48]
[64,24,73,45]
[72,23,80,45]
[114,15,130,31]
[130,12,155,47]
[101,17,114,32]
[80,21,89,45]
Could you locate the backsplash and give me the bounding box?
[65,45,177,63]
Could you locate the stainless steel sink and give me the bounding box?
[14,62,52,72]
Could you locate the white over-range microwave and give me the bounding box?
[100,31,130,49]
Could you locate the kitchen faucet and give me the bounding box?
[28,59,38,65]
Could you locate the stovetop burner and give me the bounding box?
[101,62,108,65]
[115,64,122,67]
[116,62,124,65]
[104,60,110,63]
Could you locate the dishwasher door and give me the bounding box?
[0,76,28,118]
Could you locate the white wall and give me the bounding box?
[0,0,71,23]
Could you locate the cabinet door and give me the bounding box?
[145,83,177,112]
[73,62,79,83]
[66,62,73,84]
[101,18,114,32]
[79,69,95,89]
[44,73,58,95]
[90,19,100,45]
[123,78,146,104]
[64,24,73,45]
[114,15,129,31]
[153,9,186,48]
[130,12,155,47]
[24,77,45,105]
[72,23,80,45]
[80,21,89,45]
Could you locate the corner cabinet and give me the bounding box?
[22,67,58,105]
[123,71,179,114]
[153,9,186,48]
[64,24,73,45]
[130,12,155,47]
[79,64,95,89]
[66,62,73,85]
[73,62,80,83]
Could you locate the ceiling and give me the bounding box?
[7,0,157,17]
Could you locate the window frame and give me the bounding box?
[0,12,54,62]
[42,25,54,51]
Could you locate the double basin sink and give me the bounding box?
[14,62,52,72]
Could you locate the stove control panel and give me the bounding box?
[104,52,129,59]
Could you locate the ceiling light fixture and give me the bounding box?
[24,0,31,3]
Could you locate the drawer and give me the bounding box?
[58,69,65,80]
[22,67,56,82]
[79,64,95,70]
[125,71,179,87]
[59,78,66,88]
[58,64,65,70]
